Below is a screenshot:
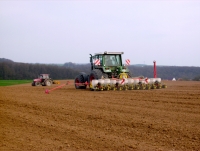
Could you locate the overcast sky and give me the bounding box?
[0,0,200,66]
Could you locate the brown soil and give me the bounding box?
[0,80,200,151]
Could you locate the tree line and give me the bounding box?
[0,58,200,81]
[128,65,200,80]
[0,61,80,80]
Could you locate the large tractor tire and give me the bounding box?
[80,72,88,83]
[35,81,40,86]
[88,69,103,89]
[45,79,52,86]
[32,82,35,86]
[74,72,88,89]
[102,73,108,78]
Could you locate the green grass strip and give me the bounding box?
[0,80,32,86]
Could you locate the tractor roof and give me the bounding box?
[94,51,124,55]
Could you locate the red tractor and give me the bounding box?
[32,74,53,86]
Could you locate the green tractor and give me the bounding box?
[74,51,131,89]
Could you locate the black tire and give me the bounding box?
[102,73,108,78]
[88,69,103,85]
[32,82,35,86]
[45,80,52,86]
[74,74,87,89]
[35,81,40,86]
[80,72,88,83]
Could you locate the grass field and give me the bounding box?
[0,80,32,86]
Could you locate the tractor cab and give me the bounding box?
[90,51,130,78]
[39,74,50,79]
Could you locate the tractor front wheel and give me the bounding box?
[35,81,40,86]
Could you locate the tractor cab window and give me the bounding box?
[105,55,121,66]
[115,55,121,66]
[42,74,49,79]
[99,55,103,65]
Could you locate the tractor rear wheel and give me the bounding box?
[45,80,52,86]
[102,73,108,78]
[74,74,87,89]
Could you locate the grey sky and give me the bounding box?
[0,0,200,66]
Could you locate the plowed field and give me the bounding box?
[1,80,200,151]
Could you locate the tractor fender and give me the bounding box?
[33,79,41,82]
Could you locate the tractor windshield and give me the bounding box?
[40,74,49,79]
[105,55,121,66]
